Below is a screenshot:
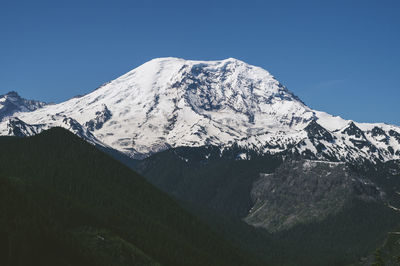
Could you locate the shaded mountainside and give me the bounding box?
[132,146,397,225]
[132,146,400,265]
[132,145,283,218]
[363,225,400,266]
[159,177,400,266]
[0,128,262,266]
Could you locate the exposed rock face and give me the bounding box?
[4,115,104,147]
[6,117,44,137]
[0,91,46,121]
[245,160,383,232]
[84,104,112,131]
[305,119,334,142]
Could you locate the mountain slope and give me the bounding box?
[133,146,400,265]
[0,127,262,266]
[133,145,399,228]
[1,58,399,163]
[0,91,46,121]
[244,159,384,232]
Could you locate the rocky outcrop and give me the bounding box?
[0,91,46,121]
[245,159,384,232]
[84,104,112,131]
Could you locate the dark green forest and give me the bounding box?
[0,128,262,266]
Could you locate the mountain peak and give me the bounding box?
[342,121,366,139]
[147,56,245,64]
[305,119,334,142]
[0,91,46,121]
[1,58,400,162]
[1,58,313,157]
[5,91,20,97]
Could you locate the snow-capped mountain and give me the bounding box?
[0,91,46,121]
[1,57,399,163]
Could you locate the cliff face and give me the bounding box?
[245,160,383,232]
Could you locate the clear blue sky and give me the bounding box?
[1,0,399,125]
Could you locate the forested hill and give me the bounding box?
[0,127,261,266]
